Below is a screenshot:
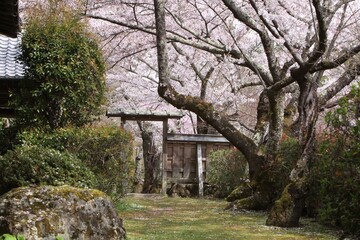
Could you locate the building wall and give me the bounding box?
[166,141,232,183]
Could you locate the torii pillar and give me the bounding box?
[106,109,183,195]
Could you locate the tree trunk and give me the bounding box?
[267,75,319,227]
[266,90,285,161]
[133,155,143,193]
[196,116,209,134]
[140,125,161,193]
[46,98,64,130]
[253,91,270,146]
[226,89,287,210]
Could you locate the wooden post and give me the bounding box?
[120,119,126,128]
[197,143,204,197]
[161,119,168,195]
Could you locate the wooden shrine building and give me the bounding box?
[106,109,232,196]
[0,0,23,118]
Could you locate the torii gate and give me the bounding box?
[106,109,184,194]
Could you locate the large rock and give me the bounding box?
[0,185,126,240]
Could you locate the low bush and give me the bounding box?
[207,149,248,198]
[0,234,25,240]
[0,145,96,195]
[309,135,360,236]
[0,234,63,240]
[0,126,18,155]
[18,125,135,198]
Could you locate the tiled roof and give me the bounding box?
[0,33,24,79]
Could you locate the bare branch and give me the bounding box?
[237,81,263,91]
[311,45,360,72]
[234,61,272,87]
[277,0,311,24]
[87,14,239,59]
[171,42,210,87]
[87,14,156,34]
[280,59,296,79]
[305,0,328,67]
[267,76,296,93]
[221,0,280,81]
[221,0,262,33]
[318,62,360,106]
[109,45,157,70]
[248,0,280,38]
[272,20,303,66]
[324,3,348,57]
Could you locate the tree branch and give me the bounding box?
[311,44,360,72]
[221,0,280,81]
[318,62,360,106]
[272,20,303,66]
[248,0,280,39]
[305,0,328,68]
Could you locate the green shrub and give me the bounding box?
[0,234,63,240]
[0,145,96,195]
[207,149,248,198]
[0,234,25,240]
[12,1,106,130]
[309,134,360,236]
[308,83,360,237]
[0,125,20,155]
[18,125,135,198]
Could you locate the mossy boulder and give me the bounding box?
[226,182,253,202]
[0,185,126,239]
[226,193,270,211]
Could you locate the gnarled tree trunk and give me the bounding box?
[267,75,319,227]
[139,122,161,193]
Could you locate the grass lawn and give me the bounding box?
[116,194,338,240]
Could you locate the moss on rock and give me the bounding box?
[226,182,253,202]
[49,185,106,202]
[0,185,126,239]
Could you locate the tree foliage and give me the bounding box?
[13,1,106,129]
[18,125,135,198]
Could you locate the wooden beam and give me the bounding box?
[197,143,204,197]
[106,109,183,121]
[167,133,229,143]
[119,115,179,121]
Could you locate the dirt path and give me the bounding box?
[116,194,338,240]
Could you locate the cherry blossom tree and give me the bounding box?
[85,0,360,226]
[86,1,260,133]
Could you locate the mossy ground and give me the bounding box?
[116,194,338,240]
